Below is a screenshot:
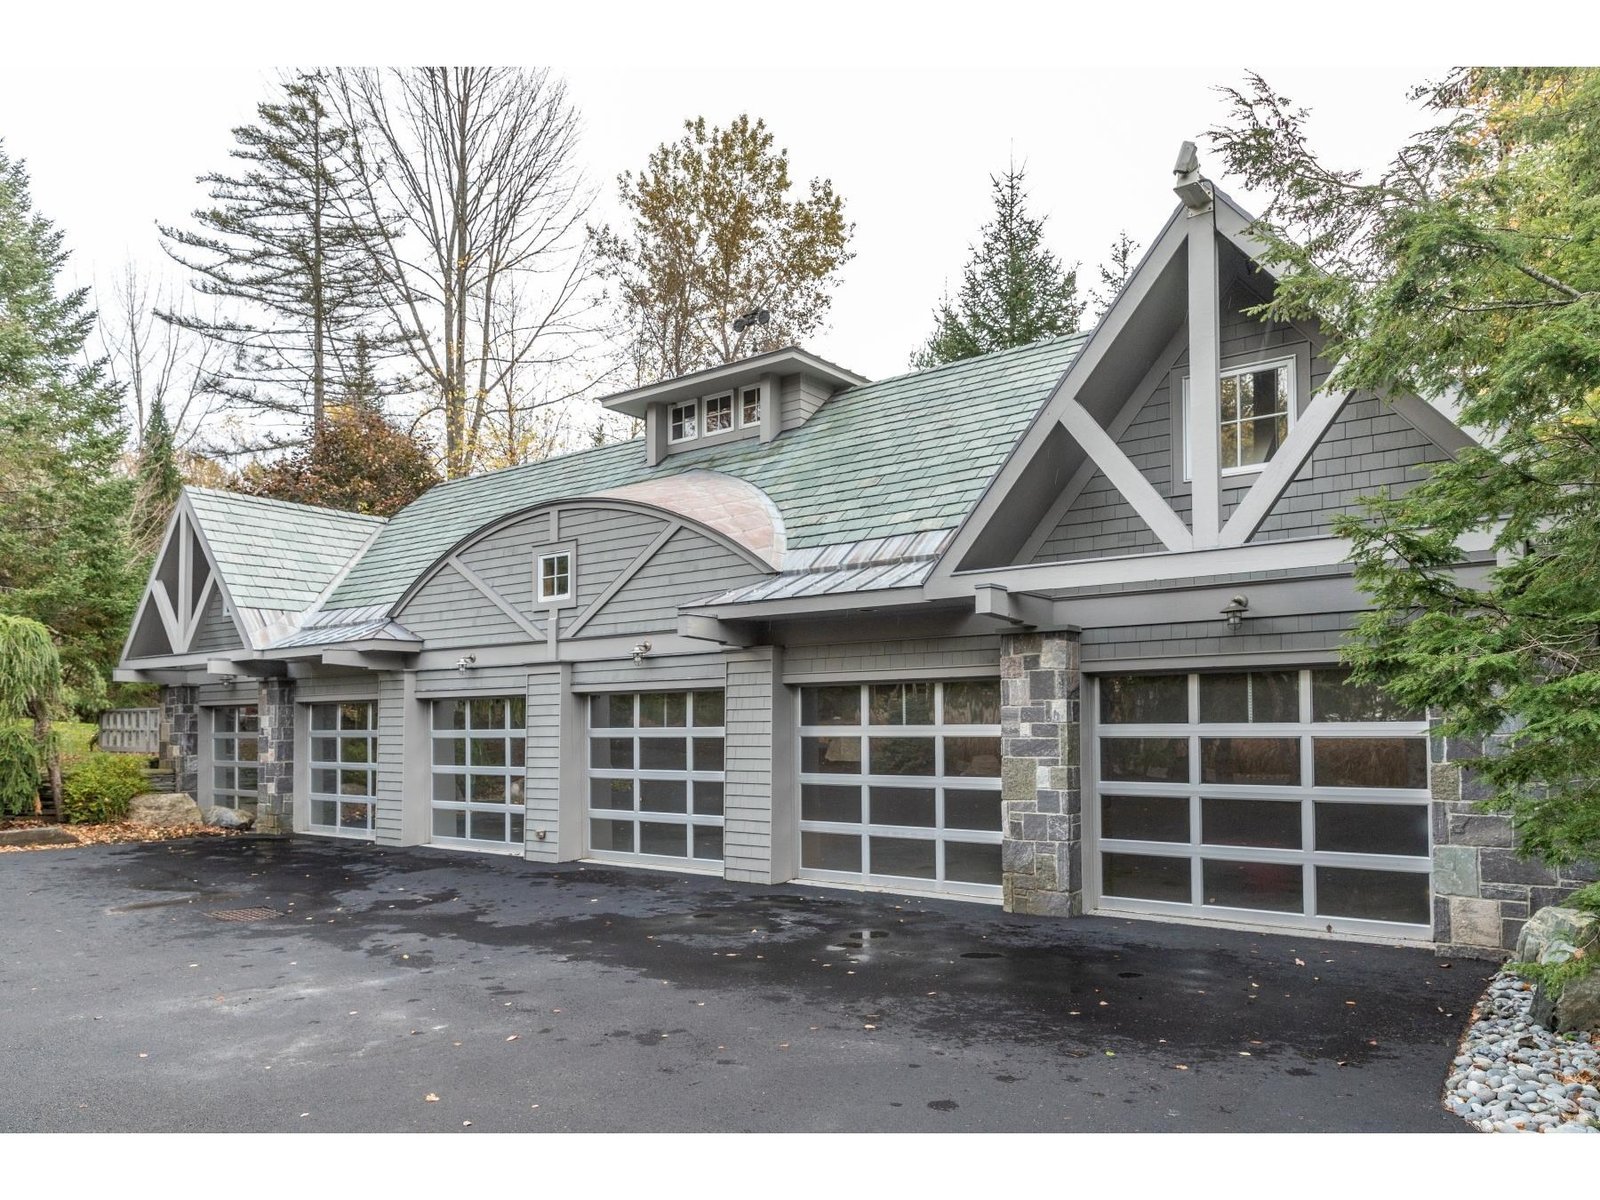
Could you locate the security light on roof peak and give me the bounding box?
[1172,140,1211,211]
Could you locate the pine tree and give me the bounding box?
[0,142,137,702]
[132,395,182,556]
[1211,68,1600,873]
[160,71,388,442]
[1089,231,1140,319]
[913,165,1083,368]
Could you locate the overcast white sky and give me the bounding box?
[0,3,1572,388]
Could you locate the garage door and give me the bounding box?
[1090,667,1432,937]
[797,680,1003,899]
[430,696,526,851]
[586,690,725,867]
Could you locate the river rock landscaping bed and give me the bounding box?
[1445,970,1599,1133]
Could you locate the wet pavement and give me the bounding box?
[0,837,1491,1132]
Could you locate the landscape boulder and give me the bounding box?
[203,806,254,830]
[1515,905,1599,964]
[1530,970,1600,1034]
[128,792,203,828]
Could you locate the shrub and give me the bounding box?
[0,725,40,817]
[60,752,148,824]
[1571,882,1600,916]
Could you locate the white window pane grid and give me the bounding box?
[703,392,733,433]
[431,696,528,849]
[537,553,571,602]
[798,681,1002,897]
[668,400,698,442]
[586,691,725,865]
[308,701,377,834]
[1092,670,1430,933]
[211,704,259,810]
[1181,358,1297,481]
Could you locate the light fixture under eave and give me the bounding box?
[631,640,653,665]
[1220,595,1249,632]
[455,654,477,674]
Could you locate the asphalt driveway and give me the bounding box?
[0,836,1490,1132]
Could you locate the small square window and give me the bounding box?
[740,386,761,426]
[704,393,733,434]
[537,551,572,603]
[668,400,697,443]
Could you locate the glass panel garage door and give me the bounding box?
[798,680,1003,899]
[211,704,259,811]
[309,701,376,837]
[587,691,725,866]
[1092,668,1431,936]
[431,696,527,850]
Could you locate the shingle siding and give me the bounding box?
[1080,611,1363,664]
[374,674,406,846]
[782,633,1002,681]
[397,564,539,647]
[579,527,766,639]
[723,650,778,882]
[1249,396,1450,541]
[524,670,562,863]
[189,588,242,654]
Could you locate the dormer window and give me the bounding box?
[668,400,698,443]
[703,392,733,434]
[741,386,761,427]
[1181,358,1295,481]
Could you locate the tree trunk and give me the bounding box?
[30,702,58,819]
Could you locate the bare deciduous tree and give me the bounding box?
[94,263,226,452]
[328,67,604,478]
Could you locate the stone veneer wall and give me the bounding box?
[256,677,296,834]
[1000,630,1083,917]
[1431,719,1597,957]
[159,684,199,797]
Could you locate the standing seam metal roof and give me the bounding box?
[311,332,1088,610]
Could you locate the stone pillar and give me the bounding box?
[1000,630,1083,917]
[160,684,199,797]
[1430,714,1597,956]
[256,677,297,834]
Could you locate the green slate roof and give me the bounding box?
[185,486,386,611]
[312,332,1087,609]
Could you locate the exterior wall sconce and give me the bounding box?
[632,640,653,665]
[1220,595,1249,632]
[455,654,477,674]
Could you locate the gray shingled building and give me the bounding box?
[116,173,1591,957]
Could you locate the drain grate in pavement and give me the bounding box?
[208,907,281,922]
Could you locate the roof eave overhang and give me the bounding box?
[597,347,870,418]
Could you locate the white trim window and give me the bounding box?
[587,690,726,865]
[308,701,377,836]
[211,704,259,811]
[668,399,698,443]
[797,680,1003,899]
[430,696,527,849]
[537,551,572,603]
[1182,358,1295,480]
[703,392,733,434]
[740,386,761,427]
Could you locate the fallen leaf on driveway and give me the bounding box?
[1173,1064,1189,1071]
[425,1094,439,1103]
[506,1035,519,1042]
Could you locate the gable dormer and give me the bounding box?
[598,346,868,465]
